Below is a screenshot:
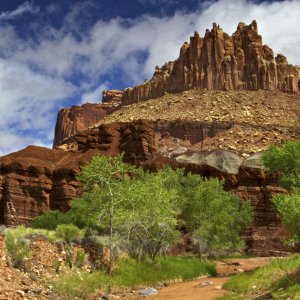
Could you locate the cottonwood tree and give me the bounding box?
[262,141,300,189]
[123,169,180,262]
[180,174,253,258]
[70,154,142,274]
[262,141,300,245]
[70,156,180,271]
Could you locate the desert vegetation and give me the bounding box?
[221,140,300,299]
[2,153,250,298]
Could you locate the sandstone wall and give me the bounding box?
[0,120,295,255]
[123,21,299,105]
[53,90,123,148]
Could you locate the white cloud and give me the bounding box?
[0,130,50,157]
[81,83,110,104]
[0,57,75,154]
[0,0,300,156]
[0,1,39,21]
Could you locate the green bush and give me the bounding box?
[55,224,81,244]
[5,230,32,269]
[74,252,87,268]
[31,210,71,230]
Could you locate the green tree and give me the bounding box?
[180,175,253,257]
[262,141,300,245]
[70,154,142,274]
[123,169,180,261]
[272,189,300,245]
[262,141,300,189]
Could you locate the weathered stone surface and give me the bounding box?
[122,21,299,105]
[176,150,243,174]
[102,89,123,103]
[0,121,156,225]
[0,119,295,255]
[53,97,121,148]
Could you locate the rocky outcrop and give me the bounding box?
[0,119,295,255]
[102,89,123,103]
[53,96,121,148]
[123,21,299,104]
[0,121,156,225]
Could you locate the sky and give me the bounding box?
[0,0,299,156]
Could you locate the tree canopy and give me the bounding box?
[262,140,300,245]
[262,141,300,189]
[31,154,253,270]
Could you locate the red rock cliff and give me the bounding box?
[0,120,296,255]
[123,21,299,104]
[53,90,123,148]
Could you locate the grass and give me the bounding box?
[3,226,58,269]
[219,254,300,299]
[53,256,216,299]
[3,225,57,242]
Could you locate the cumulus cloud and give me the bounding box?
[0,57,75,154]
[0,1,39,20]
[81,83,110,104]
[0,0,300,156]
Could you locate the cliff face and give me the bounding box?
[0,121,155,225]
[53,21,299,149]
[53,90,123,148]
[0,120,296,255]
[123,21,299,104]
[1,20,299,256]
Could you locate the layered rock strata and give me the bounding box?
[0,121,155,225]
[53,90,122,147]
[0,120,296,255]
[123,21,299,104]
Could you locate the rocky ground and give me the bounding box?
[0,234,92,300]
[93,89,300,155]
[0,232,272,300]
[0,235,50,300]
[100,90,299,127]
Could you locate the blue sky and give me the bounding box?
[0,0,299,155]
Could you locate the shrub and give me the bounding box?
[75,251,87,268]
[31,210,71,230]
[55,224,81,244]
[5,230,32,269]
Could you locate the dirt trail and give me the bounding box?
[147,257,270,300]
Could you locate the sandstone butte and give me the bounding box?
[1,21,300,257]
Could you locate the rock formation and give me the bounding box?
[0,121,156,225]
[122,21,299,104]
[53,90,122,148]
[53,21,300,148]
[1,21,300,257]
[102,89,124,103]
[0,119,297,255]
